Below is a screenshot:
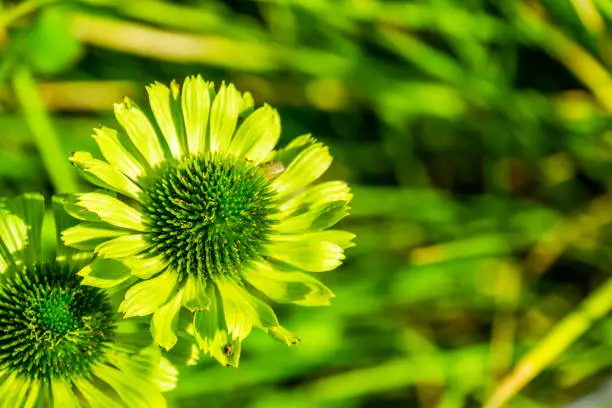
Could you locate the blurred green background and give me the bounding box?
[4,0,612,406]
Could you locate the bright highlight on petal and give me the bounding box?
[147,82,183,160]
[244,261,335,306]
[182,75,211,155]
[70,152,142,201]
[229,104,281,164]
[114,97,166,168]
[92,126,146,181]
[75,192,147,231]
[64,75,354,366]
[119,269,179,317]
[209,82,241,154]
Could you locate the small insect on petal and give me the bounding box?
[260,161,285,180]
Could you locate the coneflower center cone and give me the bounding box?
[0,262,115,380]
[142,155,276,280]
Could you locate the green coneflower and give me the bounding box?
[0,194,176,407]
[63,75,354,366]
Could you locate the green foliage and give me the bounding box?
[3,0,612,406]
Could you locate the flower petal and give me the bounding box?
[123,253,169,279]
[96,234,149,259]
[151,287,184,350]
[51,380,81,408]
[114,97,166,168]
[93,362,166,408]
[78,258,132,288]
[193,284,221,352]
[92,126,147,181]
[75,378,119,408]
[181,75,211,155]
[217,278,299,347]
[194,308,241,367]
[266,235,345,272]
[215,278,256,341]
[192,284,241,366]
[155,357,180,392]
[229,104,280,164]
[62,194,103,222]
[52,196,80,263]
[75,192,147,231]
[217,278,284,338]
[9,193,44,265]
[70,152,142,201]
[22,377,39,408]
[182,275,211,311]
[0,205,26,270]
[209,82,240,154]
[147,82,183,160]
[268,325,301,345]
[62,222,130,250]
[270,140,332,197]
[0,374,28,407]
[278,180,352,214]
[244,261,334,306]
[119,269,178,317]
[239,89,254,114]
[309,230,356,249]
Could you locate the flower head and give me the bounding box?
[0,194,176,406]
[64,76,354,366]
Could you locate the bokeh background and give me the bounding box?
[3,0,612,407]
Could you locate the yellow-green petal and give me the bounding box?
[1,375,28,408]
[75,378,118,408]
[271,141,332,197]
[182,275,211,311]
[152,287,184,350]
[209,82,240,154]
[62,222,130,250]
[96,234,149,259]
[22,378,39,408]
[181,75,211,155]
[93,363,166,408]
[244,261,334,306]
[268,326,301,345]
[216,278,256,341]
[309,230,356,249]
[70,152,143,201]
[114,97,166,168]
[50,381,80,408]
[194,300,241,367]
[266,237,344,272]
[123,253,169,279]
[78,258,132,288]
[229,104,280,164]
[76,192,147,231]
[92,126,147,181]
[278,180,352,214]
[0,372,17,403]
[10,193,44,265]
[239,91,254,116]
[147,82,183,160]
[156,357,180,392]
[193,284,222,353]
[119,269,178,317]
[0,208,25,271]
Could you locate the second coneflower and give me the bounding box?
[63,76,354,366]
[0,194,176,407]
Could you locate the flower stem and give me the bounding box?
[12,66,79,193]
[484,277,612,408]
